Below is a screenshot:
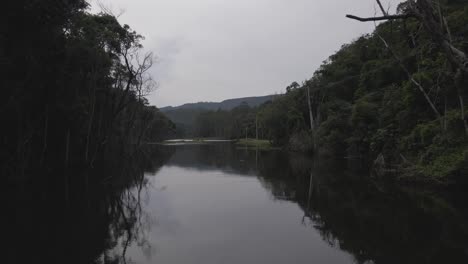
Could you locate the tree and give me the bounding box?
[347,0,468,135]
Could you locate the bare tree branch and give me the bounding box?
[349,0,468,76]
[375,32,442,121]
[346,14,415,22]
[375,0,388,16]
[96,0,126,17]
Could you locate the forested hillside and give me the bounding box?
[161,95,275,136]
[1,1,175,184]
[188,0,468,183]
[160,95,275,112]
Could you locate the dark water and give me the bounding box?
[115,143,468,264]
[7,143,468,264]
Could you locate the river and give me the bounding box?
[7,142,468,264]
[109,142,468,264]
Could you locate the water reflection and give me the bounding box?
[6,145,174,264]
[7,143,468,264]
[130,143,468,264]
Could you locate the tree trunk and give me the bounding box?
[456,70,468,136]
[40,105,49,165]
[307,85,315,131]
[376,33,443,125]
[64,129,70,206]
[256,115,258,140]
[458,93,468,136]
[85,93,96,162]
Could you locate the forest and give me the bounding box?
[2,1,175,187]
[188,0,468,184]
[4,0,466,188]
[3,2,176,263]
[3,1,468,263]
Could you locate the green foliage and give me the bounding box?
[1,2,175,181]
[419,146,467,179]
[161,95,274,137]
[233,0,468,182]
[236,139,275,150]
[316,100,352,156]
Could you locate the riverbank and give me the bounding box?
[235,138,278,150]
[161,138,278,150]
[161,138,234,144]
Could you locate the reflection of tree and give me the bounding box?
[94,143,468,264]
[110,176,154,264]
[6,145,174,264]
[166,143,263,176]
[97,145,174,264]
[247,149,468,264]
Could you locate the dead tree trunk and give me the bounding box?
[256,115,259,140]
[377,33,443,123]
[456,70,468,135]
[347,0,468,78]
[411,0,468,76]
[306,85,315,131]
[346,0,468,129]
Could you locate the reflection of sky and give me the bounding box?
[126,164,353,264]
[162,144,261,176]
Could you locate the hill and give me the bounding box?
[160,95,275,112]
[174,1,468,182]
[160,95,276,136]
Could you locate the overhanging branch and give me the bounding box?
[345,14,416,22]
[375,0,388,16]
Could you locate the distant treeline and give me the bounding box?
[188,0,468,182]
[1,1,175,183]
[161,95,275,137]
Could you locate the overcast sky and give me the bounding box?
[91,0,402,107]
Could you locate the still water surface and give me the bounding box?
[115,143,468,264]
[126,152,350,263]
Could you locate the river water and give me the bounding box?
[8,142,468,264]
[112,142,468,264]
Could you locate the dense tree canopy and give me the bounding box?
[186,0,468,183]
[3,2,175,263]
[1,1,175,182]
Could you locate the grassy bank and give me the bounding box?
[236,138,277,149]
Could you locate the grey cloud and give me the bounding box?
[92,0,403,107]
